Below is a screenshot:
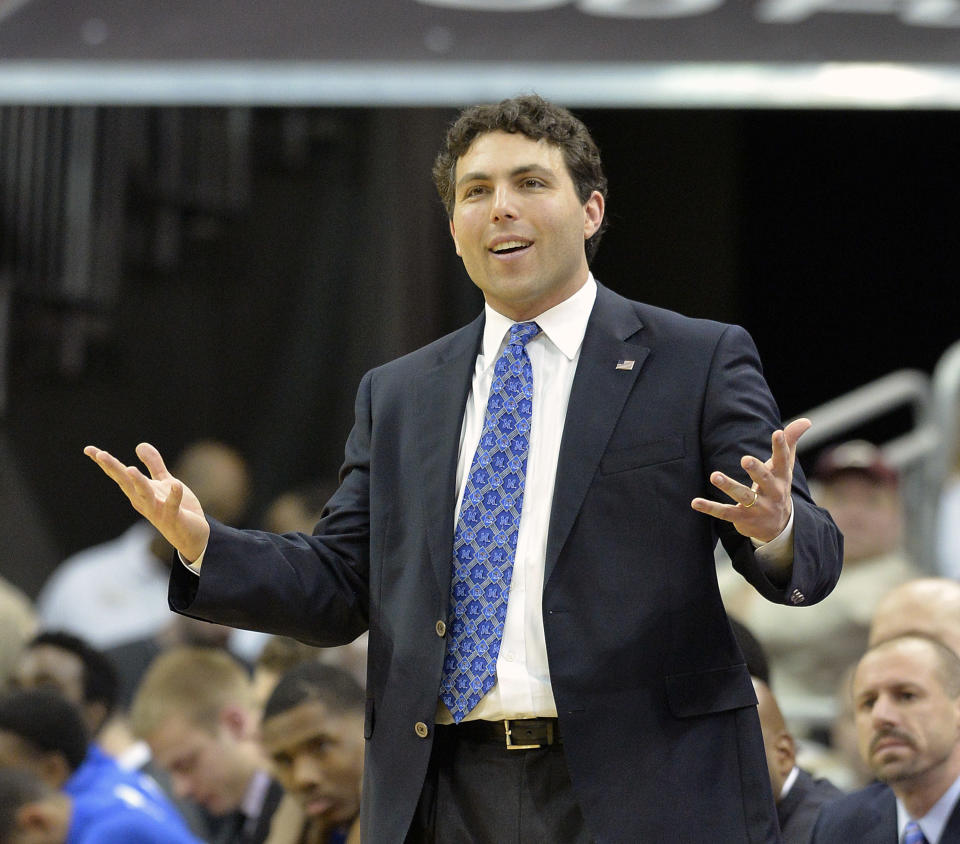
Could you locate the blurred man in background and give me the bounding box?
[130,647,284,843]
[259,662,364,844]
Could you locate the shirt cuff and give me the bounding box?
[178,547,206,575]
[750,504,795,570]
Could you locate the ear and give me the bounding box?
[219,704,252,740]
[38,753,72,790]
[83,700,109,736]
[583,190,604,240]
[16,800,59,835]
[773,731,796,779]
[449,219,462,256]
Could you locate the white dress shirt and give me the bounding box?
[896,772,960,843]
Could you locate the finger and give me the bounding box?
[163,480,184,516]
[741,455,773,492]
[124,464,160,502]
[770,418,811,478]
[135,442,171,482]
[709,471,756,507]
[85,448,139,497]
[691,497,739,523]
[783,417,812,449]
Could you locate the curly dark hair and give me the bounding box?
[432,94,608,263]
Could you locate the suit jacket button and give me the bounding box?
[435,620,447,637]
[415,721,429,738]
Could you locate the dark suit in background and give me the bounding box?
[170,283,842,842]
[776,768,843,843]
[810,780,960,842]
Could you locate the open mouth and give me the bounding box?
[490,239,532,255]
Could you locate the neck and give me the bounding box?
[895,752,960,819]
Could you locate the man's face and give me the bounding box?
[0,731,51,785]
[854,639,960,786]
[819,473,901,563]
[260,700,364,829]
[12,647,85,708]
[147,714,255,815]
[449,130,604,322]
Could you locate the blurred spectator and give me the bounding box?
[260,662,364,844]
[0,752,200,843]
[753,677,843,843]
[0,688,194,838]
[0,576,36,689]
[869,577,960,655]
[8,630,209,837]
[37,440,253,652]
[720,440,919,716]
[811,634,960,840]
[253,637,324,713]
[130,647,284,843]
[107,615,252,710]
[260,481,337,536]
[11,631,119,740]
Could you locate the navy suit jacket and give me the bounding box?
[170,283,842,843]
[810,781,960,842]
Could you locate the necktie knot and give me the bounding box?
[509,321,541,348]
[904,820,928,844]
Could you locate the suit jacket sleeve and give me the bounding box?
[703,324,841,606]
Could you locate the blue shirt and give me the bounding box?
[68,784,201,844]
[65,744,194,839]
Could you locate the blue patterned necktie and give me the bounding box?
[439,321,541,723]
[904,821,928,844]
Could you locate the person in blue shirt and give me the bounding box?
[0,765,201,843]
[0,688,196,840]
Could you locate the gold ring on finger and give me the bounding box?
[742,488,759,509]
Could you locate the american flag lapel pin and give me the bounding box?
[615,359,635,371]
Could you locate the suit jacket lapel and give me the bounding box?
[545,284,648,586]
[414,314,484,596]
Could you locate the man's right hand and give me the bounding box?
[84,442,210,564]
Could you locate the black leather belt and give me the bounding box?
[439,718,562,750]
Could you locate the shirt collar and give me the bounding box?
[778,766,800,801]
[241,768,273,820]
[481,274,597,365]
[896,771,960,843]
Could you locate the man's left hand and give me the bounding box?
[690,417,811,543]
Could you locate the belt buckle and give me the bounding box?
[503,719,548,750]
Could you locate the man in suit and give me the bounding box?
[83,94,842,842]
[811,634,960,842]
[128,647,284,844]
[753,677,842,842]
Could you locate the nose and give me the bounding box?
[291,753,323,791]
[871,692,899,728]
[170,773,193,800]
[490,184,518,222]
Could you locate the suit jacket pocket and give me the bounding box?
[664,663,757,718]
[599,434,686,476]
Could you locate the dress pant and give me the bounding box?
[406,722,595,843]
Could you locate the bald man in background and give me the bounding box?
[869,577,960,654]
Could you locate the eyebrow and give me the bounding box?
[456,163,555,190]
